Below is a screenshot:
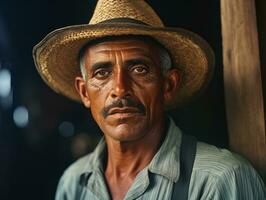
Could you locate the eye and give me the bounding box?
[132,65,149,74]
[94,69,111,79]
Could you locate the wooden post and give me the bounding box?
[221,0,266,181]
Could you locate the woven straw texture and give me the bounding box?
[33,0,215,108]
[90,0,164,27]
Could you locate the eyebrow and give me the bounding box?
[124,58,152,67]
[90,61,112,72]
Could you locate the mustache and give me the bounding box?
[101,97,146,118]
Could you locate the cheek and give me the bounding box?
[87,77,113,97]
[134,81,164,110]
[87,77,108,91]
[150,88,164,109]
[87,80,112,119]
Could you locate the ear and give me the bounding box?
[75,76,91,108]
[163,69,181,105]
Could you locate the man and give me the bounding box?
[33,0,266,199]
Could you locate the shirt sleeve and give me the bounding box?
[209,164,266,200]
[55,174,68,200]
[55,171,84,200]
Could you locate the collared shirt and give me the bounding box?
[55,118,266,200]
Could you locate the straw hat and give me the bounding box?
[33,0,215,108]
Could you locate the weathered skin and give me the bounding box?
[75,38,180,200]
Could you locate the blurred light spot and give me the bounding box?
[71,133,91,158]
[13,106,29,128]
[59,121,75,137]
[0,69,11,98]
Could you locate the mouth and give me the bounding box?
[108,107,145,117]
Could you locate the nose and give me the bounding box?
[111,69,131,98]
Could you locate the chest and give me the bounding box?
[80,172,174,200]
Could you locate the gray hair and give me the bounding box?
[80,56,87,79]
[79,37,172,79]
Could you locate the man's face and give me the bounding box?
[76,38,179,142]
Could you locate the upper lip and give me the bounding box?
[108,107,142,115]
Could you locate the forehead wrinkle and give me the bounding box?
[87,48,154,62]
[86,51,112,64]
[120,50,125,63]
[114,51,120,68]
[85,40,161,70]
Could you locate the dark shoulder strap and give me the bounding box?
[171,134,197,200]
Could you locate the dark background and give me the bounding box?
[0,0,226,199]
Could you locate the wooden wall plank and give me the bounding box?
[221,0,266,180]
[256,0,266,113]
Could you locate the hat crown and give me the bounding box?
[89,0,164,27]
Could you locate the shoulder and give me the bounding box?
[193,141,249,176]
[60,137,105,181]
[55,153,95,199]
[64,153,94,176]
[60,152,95,184]
[190,142,266,199]
[55,138,106,199]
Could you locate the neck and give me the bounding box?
[103,117,167,200]
[104,117,167,179]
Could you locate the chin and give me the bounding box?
[104,122,148,142]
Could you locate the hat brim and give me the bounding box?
[33,22,215,108]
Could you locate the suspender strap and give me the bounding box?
[171,134,197,200]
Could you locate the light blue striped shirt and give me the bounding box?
[56,118,266,199]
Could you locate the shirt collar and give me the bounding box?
[80,117,182,183]
[147,117,182,182]
[80,138,107,174]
